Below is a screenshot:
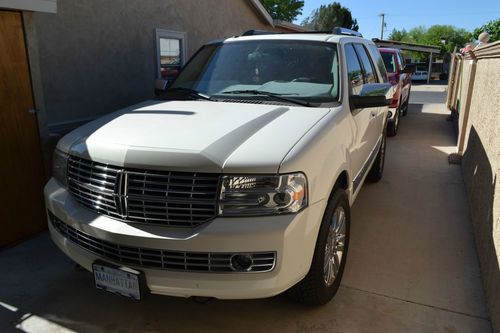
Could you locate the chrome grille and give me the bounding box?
[49,211,276,273]
[67,156,220,227]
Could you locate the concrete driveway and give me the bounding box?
[0,85,491,332]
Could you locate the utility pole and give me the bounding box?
[379,13,385,39]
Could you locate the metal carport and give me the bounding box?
[372,38,441,84]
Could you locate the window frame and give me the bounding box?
[368,44,389,82]
[344,43,365,96]
[352,43,380,83]
[155,28,187,79]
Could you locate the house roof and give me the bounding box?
[248,0,274,27]
[248,0,310,32]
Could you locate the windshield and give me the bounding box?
[381,52,396,73]
[168,40,340,105]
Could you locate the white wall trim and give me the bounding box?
[0,0,56,13]
[155,28,187,79]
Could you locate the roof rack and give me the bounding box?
[331,27,363,38]
[240,27,363,37]
[241,29,280,36]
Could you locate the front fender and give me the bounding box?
[279,107,354,206]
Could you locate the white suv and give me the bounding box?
[45,29,391,305]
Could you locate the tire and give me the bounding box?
[289,188,350,305]
[366,129,387,183]
[387,108,399,137]
[402,90,411,116]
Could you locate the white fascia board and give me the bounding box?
[248,0,274,27]
[0,0,57,13]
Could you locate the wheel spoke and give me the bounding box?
[333,253,340,275]
[335,212,345,233]
[324,206,347,287]
[328,258,335,282]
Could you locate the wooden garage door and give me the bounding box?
[0,11,46,246]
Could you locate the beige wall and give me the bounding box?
[31,0,281,133]
[453,41,500,332]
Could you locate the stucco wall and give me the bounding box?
[460,42,500,332]
[32,0,279,132]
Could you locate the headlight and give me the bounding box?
[219,173,307,216]
[52,149,68,187]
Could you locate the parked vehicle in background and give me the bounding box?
[45,28,392,305]
[379,48,412,136]
[412,71,428,82]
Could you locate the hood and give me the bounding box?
[58,100,330,173]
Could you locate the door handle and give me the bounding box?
[370,111,377,119]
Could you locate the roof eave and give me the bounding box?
[248,0,274,27]
[273,20,311,32]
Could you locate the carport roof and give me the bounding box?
[372,38,441,53]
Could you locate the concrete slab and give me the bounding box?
[344,101,488,319]
[0,86,491,332]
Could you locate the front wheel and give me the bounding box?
[289,188,350,305]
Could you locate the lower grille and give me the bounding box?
[48,211,276,273]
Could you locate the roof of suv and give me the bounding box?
[224,33,366,44]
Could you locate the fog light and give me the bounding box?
[230,254,253,271]
[388,111,393,118]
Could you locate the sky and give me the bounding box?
[293,0,500,40]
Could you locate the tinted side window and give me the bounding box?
[368,45,389,82]
[397,51,406,70]
[354,44,377,83]
[344,44,363,95]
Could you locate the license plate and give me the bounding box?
[93,263,142,300]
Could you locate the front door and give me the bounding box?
[0,11,46,246]
[344,43,385,193]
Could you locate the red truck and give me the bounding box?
[378,48,413,136]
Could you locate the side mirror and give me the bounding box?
[154,79,170,96]
[350,83,392,109]
[350,95,389,108]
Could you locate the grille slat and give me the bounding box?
[67,156,220,227]
[49,212,276,273]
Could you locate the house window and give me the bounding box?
[155,29,187,79]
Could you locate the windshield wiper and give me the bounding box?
[166,87,212,101]
[222,90,311,107]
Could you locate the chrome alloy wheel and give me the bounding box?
[323,206,346,286]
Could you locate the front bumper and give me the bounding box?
[44,178,326,299]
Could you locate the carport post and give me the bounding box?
[427,52,433,84]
